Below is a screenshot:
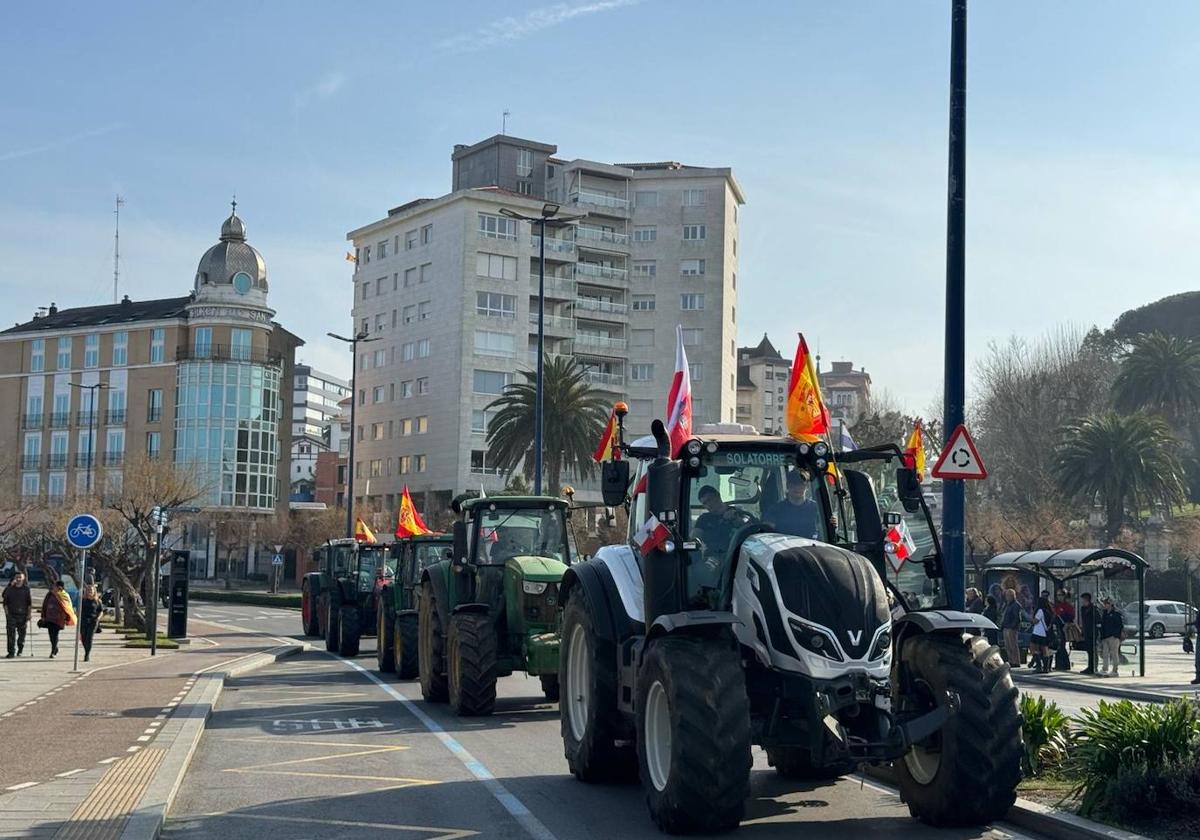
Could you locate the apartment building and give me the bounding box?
[736,334,792,435]
[346,134,743,516]
[290,364,350,501]
[820,360,873,425]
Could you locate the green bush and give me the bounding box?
[1021,694,1072,776]
[1070,699,1200,815]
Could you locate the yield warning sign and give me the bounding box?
[931,424,987,480]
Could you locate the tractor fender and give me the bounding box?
[420,562,453,640]
[893,609,995,650]
[646,610,741,642]
[452,602,489,616]
[561,558,642,646]
[303,572,322,598]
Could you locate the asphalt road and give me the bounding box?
[165,625,1049,840]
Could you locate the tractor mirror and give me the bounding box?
[600,460,630,507]
[896,467,922,513]
[452,521,468,564]
[646,458,680,520]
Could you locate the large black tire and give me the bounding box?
[540,674,560,703]
[636,635,751,834]
[766,744,856,780]
[418,581,448,702]
[376,598,396,673]
[894,633,1023,826]
[448,612,498,716]
[560,592,637,782]
[301,582,320,637]
[338,605,361,657]
[396,614,419,679]
[323,599,340,653]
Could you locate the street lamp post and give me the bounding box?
[329,330,379,537]
[499,204,582,495]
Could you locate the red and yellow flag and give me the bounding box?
[786,333,830,441]
[354,517,377,544]
[395,485,431,538]
[345,251,357,263]
[593,409,618,462]
[903,420,926,481]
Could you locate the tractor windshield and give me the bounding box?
[356,547,393,592]
[412,542,450,580]
[474,507,570,565]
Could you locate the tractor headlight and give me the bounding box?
[687,456,701,469]
[870,629,892,661]
[686,440,702,455]
[789,618,843,662]
[798,443,811,456]
[814,442,829,457]
[522,581,548,595]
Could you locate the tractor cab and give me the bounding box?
[314,537,393,657]
[377,533,453,677]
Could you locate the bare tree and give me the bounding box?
[213,514,258,590]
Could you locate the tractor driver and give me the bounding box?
[694,485,754,561]
[764,469,822,540]
[490,529,524,563]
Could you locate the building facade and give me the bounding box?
[735,334,792,435]
[819,360,873,425]
[290,365,350,501]
[346,134,743,519]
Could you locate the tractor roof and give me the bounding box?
[460,495,567,512]
[397,532,452,544]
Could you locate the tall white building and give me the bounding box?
[289,364,350,501]
[346,134,743,518]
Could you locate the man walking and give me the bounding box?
[1099,597,1124,677]
[1190,605,1199,686]
[2,571,33,658]
[1078,593,1098,675]
[1001,588,1022,666]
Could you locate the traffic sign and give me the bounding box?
[65,513,103,550]
[272,554,284,566]
[931,424,987,480]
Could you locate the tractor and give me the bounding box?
[418,495,571,716]
[302,538,394,658]
[559,417,1023,833]
[376,533,453,678]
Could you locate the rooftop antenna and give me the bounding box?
[502,109,510,135]
[112,195,124,303]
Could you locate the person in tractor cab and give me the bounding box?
[695,485,746,560]
[763,469,821,540]
[490,530,525,563]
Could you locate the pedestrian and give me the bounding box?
[965,587,984,614]
[1190,605,1200,686]
[1001,588,1022,666]
[79,584,103,663]
[3,571,33,658]
[1053,590,1075,671]
[1028,596,1050,673]
[1099,596,1124,677]
[982,594,1000,647]
[38,581,76,658]
[1078,593,1098,675]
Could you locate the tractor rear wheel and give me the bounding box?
[338,606,361,657]
[636,635,751,834]
[540,674,560,703]
[301,582,320,637]
[376,602,395,673]
[560,592,637,782]
[418,581,448,702]
[323,600,340,653]
[894,633,1022,826]
[396,614,419,679]
[448,612,497,716]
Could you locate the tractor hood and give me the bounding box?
[506,556,568,582]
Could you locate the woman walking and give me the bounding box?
[79,585,102,662]
[39,580,76,658]
[982,594,1001,648]
[1029,596,1055,673]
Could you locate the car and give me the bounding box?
[1122,600,1194,638]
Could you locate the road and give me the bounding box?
[165,605,1053,840]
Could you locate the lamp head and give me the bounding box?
[542,203,560,218]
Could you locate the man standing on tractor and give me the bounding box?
[763,469,821,539]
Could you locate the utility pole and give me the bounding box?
[113,195,124,304]
[941,0,969,611]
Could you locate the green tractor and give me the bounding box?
[418,496,571,716]
[376,533,453,678]
[303,538,394,658]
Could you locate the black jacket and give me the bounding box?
[80,598,102,634]
[2,582,32,620]
[965,596,984,614]
[1079,604,1098,640]
[1001,600,1022,630]
[1100,608,1124,640]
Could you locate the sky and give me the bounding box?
[2,1,1198,415]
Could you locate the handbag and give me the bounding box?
[36,618,47,629]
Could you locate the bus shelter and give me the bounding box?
[983,548,1147,676]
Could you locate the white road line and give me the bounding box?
[5,782,38,791]
[98,757,121,764]
[148,722,162,728]
[55,769,86,778]
[154,714,167,720]
[137,735,152,742]
[330,653,559,840]
[126,746,141,753]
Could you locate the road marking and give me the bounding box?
[148,721,162,728]
[137,736,152,742]
[127,746,141,753]
[55,769,86,778]
[331,654,560,840]
[6,782,38,791]
[192,812,477,838]
[98,757,121,764]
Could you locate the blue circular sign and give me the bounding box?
[65,513,103,550]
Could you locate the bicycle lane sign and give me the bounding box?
[66,513,103,550]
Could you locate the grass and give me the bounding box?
[122,633,179,649]
[190,590,301,609]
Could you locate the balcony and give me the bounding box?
[21,455,40,470]
[47,454,68,469]
[103,452,125,467]
[76,411,97,427]
[583,370,626,389]
[531,236,576,257]
[528,313,575,336]
[47,493,66,507]
[573,334,628,353]
[573,297,628,319]
[576,226,629,248]
[75,453,95,467]
[20,493,40,505]
[50,412,70,428]
[533,275,577,300]
[574,263,628,284]
[569,190,630,214]
[175,344,283,366]
[21,413,43,429]
[105,409,127,425]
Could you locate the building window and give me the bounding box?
[22,433,41,470]
[375,313,385,332]
[401,342,415,362]
[682,224,706,241]
[681,293,705,311]
[632,261,656,280]
[632,295,656,311]
[400,380,413,398]
[416,415,428,433]
[403,304,416,324]
[105,429,125,465]
[57,336,71,370]
[517,181,532,195]
[230,328,251,361]
[680,259,706,276]
[399,455,411,475]
[476,291,516,319]
[633,226,657,242]
[361,282,370,300]
[142,389,158,422]
[416,377,429,395]
[689,363,703,382]
[84,334,99,368]
[378,240,388,259]
[420,224,433,245]
[372,422,385,440]
[416,454,426,473]
[193,327,212,358]
[21,473,39,498]
[49,432,67,468]
[106,388,126,424]
[361,246,370,264]
[471,408,498,434]
[475,330,515,357]
[546,163,556,179]
[373,385,385,403]
[516,148,534,177]
[478,213,517,240]
[631,329,655,347]
[473,369,513,394]
[400,418,413,436]
[30,338,44,372]
[476,252,517,280]
[634,190,659,208]
[416,338,430,358]
[682,188,707,206]
[150,328,165,363]
[406,229,417,250]
[373,348,386,367]
[470,450,497,475]
[391,309,398,328]
[418,300,431,319]
[681,328,703,345]
[419,263,431,284]
[404,267,417,287]
[48,472,66,501]
[631,363,654,382]
[732,272,736,290]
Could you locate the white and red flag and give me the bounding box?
[884,518,917,572]
[635,513,671,555]
[665,325,693,458]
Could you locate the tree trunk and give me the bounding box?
[1105,496,1124,543]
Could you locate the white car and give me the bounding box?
[1122,600,1195,638]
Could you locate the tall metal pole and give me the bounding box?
[346,335,359,538]
[113,195,124,304]
[150,519,162,655]
[72,548,86,670]
[534,220,546,495]
[942,0,968,611]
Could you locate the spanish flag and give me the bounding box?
[786,333,830,441]
[395,485,431,538]
[345,251,357,263]
[903,420,926,481]
[593,409,618,462]
[354,517,377,544]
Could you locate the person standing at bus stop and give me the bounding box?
[3,572,32,657]
[1001,588,1022,666]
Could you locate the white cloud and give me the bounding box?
[0,124,123,164]
[292,71,347,112]
[437,0,642,54]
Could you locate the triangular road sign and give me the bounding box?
[931,423,987,480]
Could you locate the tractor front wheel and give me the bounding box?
[323,600,340,653]
[418,581,448,702]
[636,635,751,834]
[894,633,1022,826]
[376,602,395,673]
[396,614,419,679]
[448,612,498,716]
[301,583,320,637]
[338,605,361,657]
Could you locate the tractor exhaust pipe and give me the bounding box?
[643,420,684,626]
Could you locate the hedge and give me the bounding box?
[189,590,301,609]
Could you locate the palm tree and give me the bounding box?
[1054,412,1187,540]
[485,356,611,497]
[1112,332,1200,442]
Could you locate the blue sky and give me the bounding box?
[2,1,1198,414]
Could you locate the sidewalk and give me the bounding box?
[1012,638,1200,703]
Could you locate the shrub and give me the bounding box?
[1021,694,1072,776]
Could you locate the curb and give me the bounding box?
[1012,671,1180,704]
[118,642,309,840]
[864,765,1152,840]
